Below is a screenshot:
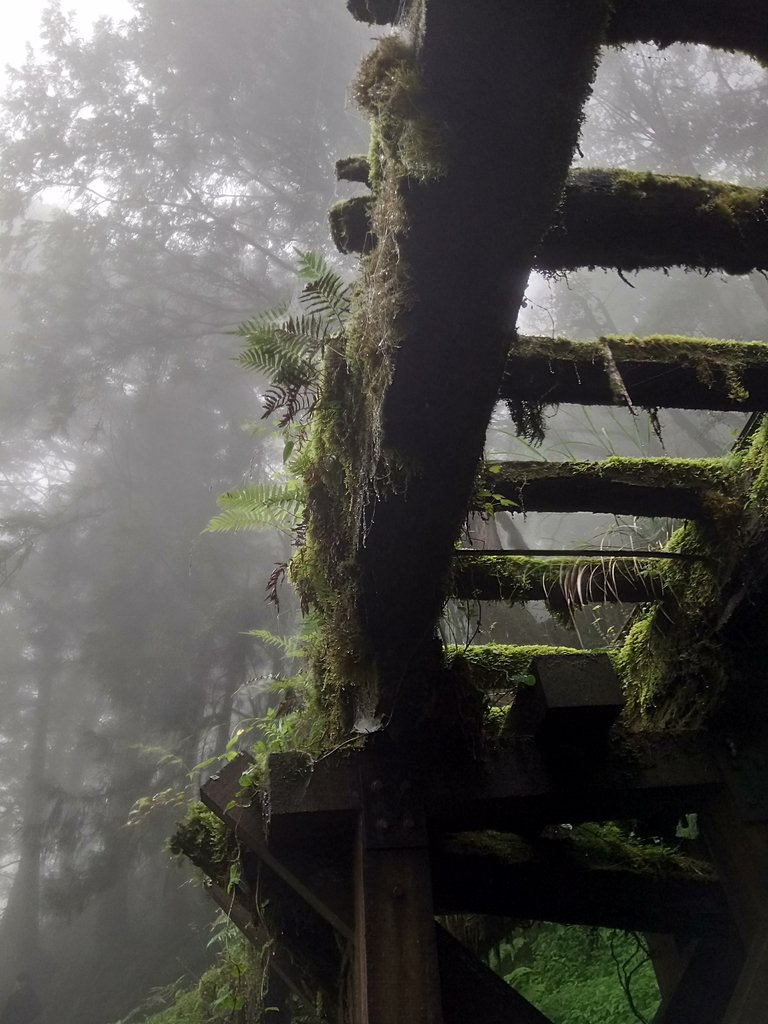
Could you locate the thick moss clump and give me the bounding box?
[346,0,403,25]
[617,418,768,728]
[169,804,239,887]
[445,643,601,692]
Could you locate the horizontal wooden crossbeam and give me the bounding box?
[451,551,666,606]
[501,334,768,412]
[480,458,731,519]
[433,836,725,936]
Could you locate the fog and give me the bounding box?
[0,4,765,1021]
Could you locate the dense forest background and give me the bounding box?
[0,3,765,1022]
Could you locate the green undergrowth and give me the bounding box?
[168,804,239,888]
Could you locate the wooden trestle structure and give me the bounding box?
[178,3,768,1022]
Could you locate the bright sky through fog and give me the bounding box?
[1,0,133,74]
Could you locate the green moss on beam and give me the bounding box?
[346,0,403,25]
[502,334,768,414]
[169,803,239,887]
[540,169,768,275]
[452,552,666,607]
[479,456,739,521]
[445,643,609,692]
[335,155,371,187]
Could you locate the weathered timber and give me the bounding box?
[505,653,624,755]
[451,552,666,606]
[200,754,353,938]
[352,824,443,1024]
[539,169,768,275]
[266,732,719,836]
[433,838,725,936]
[607,0,768,66]
[481,458,731,520]
[500,335,768,412]
[436,926,554,1024]
[723,917,768,1024]
[207,882,327,1022]
[654,928,743,1024]
[323,1,612,733]
[332,170,768,275]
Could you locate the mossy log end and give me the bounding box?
[502,334,768,412]
[451,552,665,607]
[335,155,371,187]
[539,169,768,275]
[481,457,735,520]
[607,0,768,66]
[328,196,375,255]
[346,0,402,25]
[444,643,601,692]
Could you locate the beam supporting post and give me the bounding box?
[351,755,443,1024]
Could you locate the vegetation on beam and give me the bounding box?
[502,334,768,434]
[477,456,739,521]
[346,0,404,25]
[539,169,768,275]
[335,154,372,187]
[616,417,768,729]
[606,0,768,67]
[451,552,666,609]
[445,644,608,693]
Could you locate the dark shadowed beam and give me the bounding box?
[343,1,612,734]
[653,928,743,1024]
[451,551,667,606]
[500,335,768,412]
[432,841,726,936]
[480,458,732,520]
[266,732,720,838]
[607,0,768,66]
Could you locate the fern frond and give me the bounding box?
[295,249,331,281]
[205,482,305,532]
[301,270,352,326]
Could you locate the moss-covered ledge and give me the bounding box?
[501,334,768,414]
[332,170,768,275]
[606,0,768,67]
[616,417,768,729]
[444,643,608,693]
[452,552,667,607]
[539,169,768,275]
[477,456,739,521]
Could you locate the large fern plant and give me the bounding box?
[206,252,351,537]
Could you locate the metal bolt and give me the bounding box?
[392,885,404,899]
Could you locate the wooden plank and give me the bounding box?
[201,755,353,939]
[353,825,444,1024]
[451,552,665,606]
[433,842,726,936]
[654,928,742,1024]
[501,335,768,413]
[722,916,768,1024]
[207,881,333,1022]
[437,925,554,1024]
[265,732,719,837]
[481,458,722,520]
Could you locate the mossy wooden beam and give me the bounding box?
[335,155,371,187]
[313,1,612,736]
[501,334,768,412]
[480,457,734,520]
[444,643,604,693]
[332,170,768,275]
[606,0,768,67]
[539,169,768,275]
[451,552,666,606]
[434,833,724,935]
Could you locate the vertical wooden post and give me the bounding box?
[352,756,443,1024]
